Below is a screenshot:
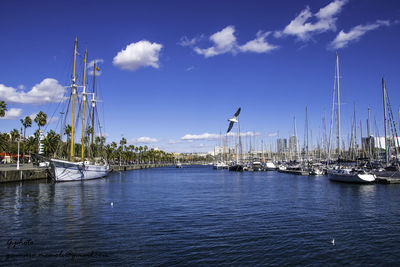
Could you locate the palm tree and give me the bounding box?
[20,116,32,140]
[43,130,61,156]
[128,145,135,163]
[94,136,106,158]
[10,129,20,143]
[64,124,72,155]
[138,146,143,163]
[105,144,113,161]
[119,137,127,164]
[111,142,117,163]
[86,125,94,145]
[64,124,72,139]
[25,136,37,161]
[0,132,10,154]
[0,101,7,117]
[34,111,47,131]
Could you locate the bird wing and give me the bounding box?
[234,107,241,117]
[227,121,234,133]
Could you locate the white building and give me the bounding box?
[361,136,400,150]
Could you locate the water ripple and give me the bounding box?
[1,167,400,265]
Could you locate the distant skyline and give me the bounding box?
[1,0,399,153]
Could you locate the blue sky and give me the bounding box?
[1,0,400,153]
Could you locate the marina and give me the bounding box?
[1,0,400,265]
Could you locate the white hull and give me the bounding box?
[328,169,375,183]
[265,162,277,170]
[51,159,109,182]
[213,162,228,170]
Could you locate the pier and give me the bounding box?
[0,163,173,183]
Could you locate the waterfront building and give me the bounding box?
[277,138,288,153]
[361,136,400,150]
[289,136,298,155]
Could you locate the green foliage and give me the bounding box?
[34,111,47,130]
[20,116,32,138]
[0,101,7,117]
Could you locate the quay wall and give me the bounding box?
[0,163,173,183]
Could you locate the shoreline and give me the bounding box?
[0,163,174,183]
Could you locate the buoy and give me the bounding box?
[331,239,335,246]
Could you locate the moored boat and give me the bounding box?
[213,161,228,170]
[50,38,109,182]
[328,168,375,183]
[265,161,277,171]
[229,163,244,172]
[51,159,109,181]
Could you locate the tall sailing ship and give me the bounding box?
[50,38,109,181]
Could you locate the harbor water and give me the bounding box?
[1,166,400,265]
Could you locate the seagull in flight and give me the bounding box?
[227,107,241,133]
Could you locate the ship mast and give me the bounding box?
[81,49,87,162]
[91,61,97,146]
[336,52,341,158]
[70,38,78,161]
[382,77,389,165]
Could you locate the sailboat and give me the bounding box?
[50,38,109,182]
[327,53,374,183]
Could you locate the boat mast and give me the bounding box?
[91,61,97,146]
[81,49,87,162]
[237,120,240,163]
[328,55,337,163]
[353,102,357,160]
[382,77,389,165]
[70,37,78,161]
[305,106,309,162]
[294,116,299,160]
[368,108,371,158]
[336,52,341,158]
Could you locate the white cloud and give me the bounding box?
[0,78,66,104]
[239,31,279,53]
[168,139,182,144]
[275,0,347,41]
[87,59,104,68]
[178,35,203,47]
[237,131,260,137]
[329,20,391,49]
[113,40,163,71]
[0,108,22,120]
[181,131,259,141]
[181,133,220,141]
[189,26,278,58]
[131,136,159,144]
[186,66,195,71]
[194,25,238,57]
[268,132,279,137]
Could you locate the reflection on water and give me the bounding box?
[1,167,400,265]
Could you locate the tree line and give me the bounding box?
[0,101,175,164]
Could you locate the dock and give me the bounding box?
[0,163,173,183]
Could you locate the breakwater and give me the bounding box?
[0,163,173,183]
